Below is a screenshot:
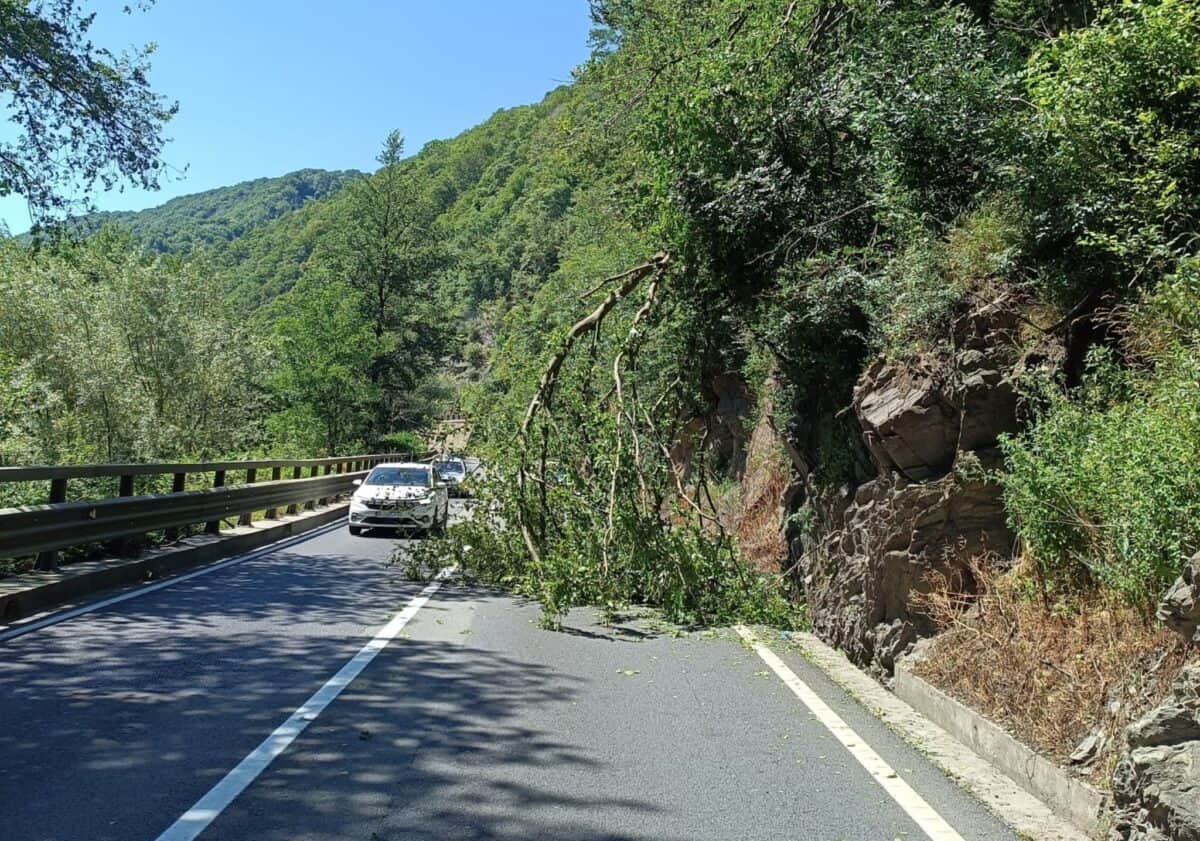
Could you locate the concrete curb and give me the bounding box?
[782,630,1097,841]
[0,504,347,623]
[894,659,1106,836]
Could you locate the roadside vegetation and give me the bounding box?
[1001,260,1200,610]
[915,558,1190,786]
[446,0,1200,639]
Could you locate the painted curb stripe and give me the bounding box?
[734,625,966,841]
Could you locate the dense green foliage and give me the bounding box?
[264,280,378,455]
[64,169,361,253]
[1001,260,1200,607]
[0,0,176,222]
[1021,0,1200,289]
[0,230,263,465]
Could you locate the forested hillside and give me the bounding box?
[58,169,362,254]
[451,0,1200,630]
[430,5,1200,837]
[0,87,603,465]
[211,91,585,314]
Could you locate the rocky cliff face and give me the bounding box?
[760,293,1200,837]
[1112,556,1200,841]
[761,296,1199,839]
[1112,662,1200,841]
[787,303,1027,675]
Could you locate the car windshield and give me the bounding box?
[364,467,430,487]
[435,460,464,475]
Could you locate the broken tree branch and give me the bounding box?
[604,271,665,572]
[521,251,670,436]
[516,251,671,565]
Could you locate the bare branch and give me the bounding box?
[516,251,671,564]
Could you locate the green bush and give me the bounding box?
[1000,262,1200,608]
[379,429,425,456]
[871,199,1024,357]
[1021,0,1200,290]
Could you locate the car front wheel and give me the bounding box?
[349,525,363,536]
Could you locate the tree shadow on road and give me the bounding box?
[0,555,681,841]
[210,610,681,841]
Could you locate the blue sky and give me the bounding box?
[0,1,594,234]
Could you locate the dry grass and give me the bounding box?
[913,556,1192,787]
[730,407,791,573]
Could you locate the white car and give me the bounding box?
[433,456,468,496]
[348,462,449,536]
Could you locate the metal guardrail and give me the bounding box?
[0,452,427,568]
[0,455,395,483]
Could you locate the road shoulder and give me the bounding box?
[765,628,1095,840]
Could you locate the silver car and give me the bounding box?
[348,462,449,536]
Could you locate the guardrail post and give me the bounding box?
[319,463,332,506]
[265,467,282,519]
[34,478,69,571]
[237,468,257,527]
[113,474,137,556]
[288,466,302,514]
[165,472,186,542]
[306,465,319,510]
[205,470,226,535]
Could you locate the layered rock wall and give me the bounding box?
[789,304,1023,674]
[767,299,1197,839]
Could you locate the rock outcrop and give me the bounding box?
[789,302,1022,675]
[1109,566,1200,841]
[1158,553,1200,643]
[772,290,1197,835]
[801,466,1012,673]
[855,359,960,481]
[1112,664,1200,841]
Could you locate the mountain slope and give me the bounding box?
[214,88,587,313]
[70,168,362,254]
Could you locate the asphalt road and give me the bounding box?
[0,504,1018,841]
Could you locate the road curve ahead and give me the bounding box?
[0,508,1017,841]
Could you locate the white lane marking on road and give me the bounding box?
[734,625,966,841]
[0,520,347,644]
[155,566,456,841]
